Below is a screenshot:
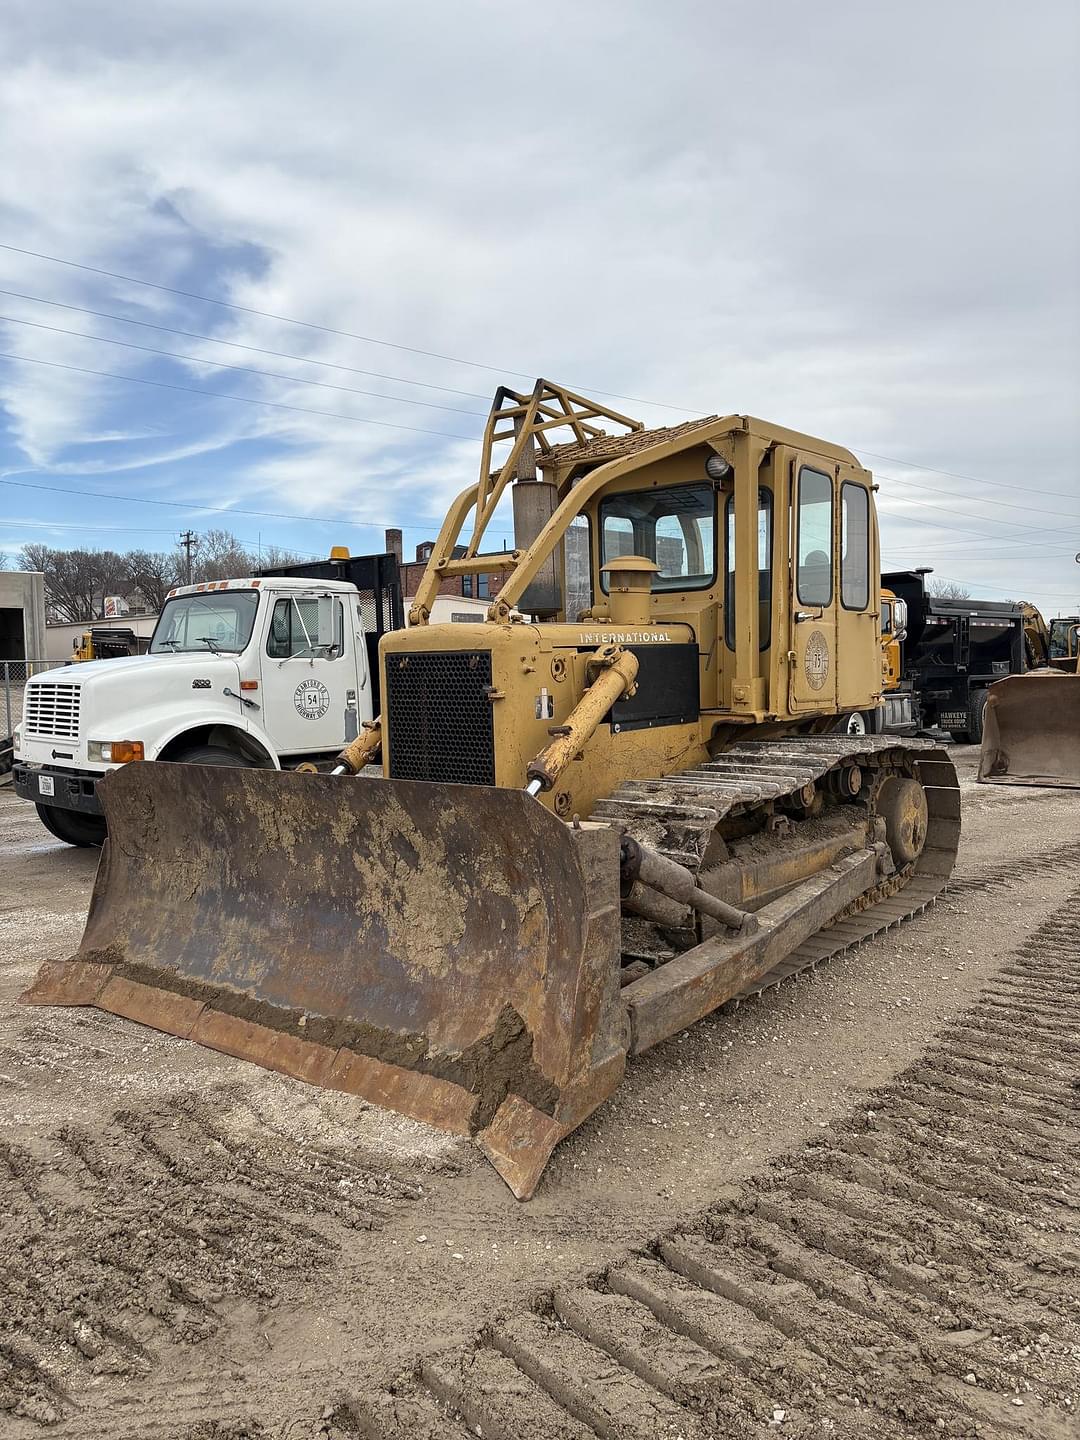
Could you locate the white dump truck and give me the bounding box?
[13,551,403,845]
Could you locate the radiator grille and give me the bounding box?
[385,650,495,786]
[23,682,82,741]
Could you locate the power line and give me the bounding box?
[8,308,1067,524]
[913,573,1080,604]
[0,288,491,401]
[858,448,1078,502]
[876,486,1064,535]
[880,470,1080,522]
[0,350,480,441]
[3,247,1076,577]
[0,515,325,560]
[884,538,1080,558]
[0,241,682,413]
[877,503,1062,548]
[0,312,488,417]
[0,449,1065,565]
[1,517,181,535]
[0,474,514,539]
[4,242,1072,500]
[6,345,1064,544]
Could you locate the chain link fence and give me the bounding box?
[1,659,70,778]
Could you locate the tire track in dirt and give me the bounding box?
[347,900,1079,1439]
[945,837,1080,897]
[0,1089,421,1432]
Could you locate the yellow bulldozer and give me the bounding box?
[978,607,1080,788]
[24,382,959,1198]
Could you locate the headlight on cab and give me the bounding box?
[88,741,145,763]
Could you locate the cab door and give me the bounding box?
[834,468,879,712]
[788,459,838,712]
[258,592,353,755]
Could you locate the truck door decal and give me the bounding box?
[294,679,331,719]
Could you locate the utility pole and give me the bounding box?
[179,530,196,585]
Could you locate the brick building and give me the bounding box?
[385,524,596,619]
[385,529,508,605]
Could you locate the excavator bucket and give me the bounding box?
[978,672,1080,787]
[22,763,628,1199]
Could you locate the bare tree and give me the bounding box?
[18,533,309,621]
[0,551,10,571]
[260,543,306,570]
[928,579,970,601]
[123,550,183,613]
[187,528,255,583]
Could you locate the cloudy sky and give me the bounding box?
[0,1,1077,612]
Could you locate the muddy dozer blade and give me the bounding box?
[22,764,627,1199]
[978,672,1080,787]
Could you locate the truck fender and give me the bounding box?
[152,720,280,769]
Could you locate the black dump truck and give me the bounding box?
[883,569,1027,744]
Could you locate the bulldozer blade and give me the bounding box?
[22,764,628,1199]
[978,672,1080,788]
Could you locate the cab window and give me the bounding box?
[840,482,870,610]
[565,514,593,619]
[599,482,715,592]
[266,597,344,658]
[724,489,773,650]
[796,467,833,607]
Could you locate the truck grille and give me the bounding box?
[385,650,495,786]
[23,682,82,741]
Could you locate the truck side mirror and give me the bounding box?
[317,596,336,651]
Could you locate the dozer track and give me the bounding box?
[594,734,959,1000]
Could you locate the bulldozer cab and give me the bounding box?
[378,390,885,822]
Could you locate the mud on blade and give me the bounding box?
[22,764,628,1199]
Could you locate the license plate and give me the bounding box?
[38,775,55,797]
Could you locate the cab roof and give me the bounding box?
[166,576,358,600]
[539,414,862,474]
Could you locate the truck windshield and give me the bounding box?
[150,591,259,654]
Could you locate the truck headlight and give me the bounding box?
[88,741,145,763]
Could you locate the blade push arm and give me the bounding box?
[525,645,638,797]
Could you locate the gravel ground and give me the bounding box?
[0,746,1076,1438]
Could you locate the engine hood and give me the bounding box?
[38,654,240,689]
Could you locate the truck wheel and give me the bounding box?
[948,727,971,743]
[967,689,989,746]
[838,710,877,736]
[35,803,107,848]
[169,745,260,768]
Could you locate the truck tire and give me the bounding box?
[837,710,878,736]
[967,689,989,746]
[35,803,107,848]
[169,745,261,768]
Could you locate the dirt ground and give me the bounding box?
[0,747,1076,1439]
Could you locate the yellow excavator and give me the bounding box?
[24,382,959,1198]
[978,606,1080,787]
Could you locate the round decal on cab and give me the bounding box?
[804,630,831,691]
[294,678,331,719]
